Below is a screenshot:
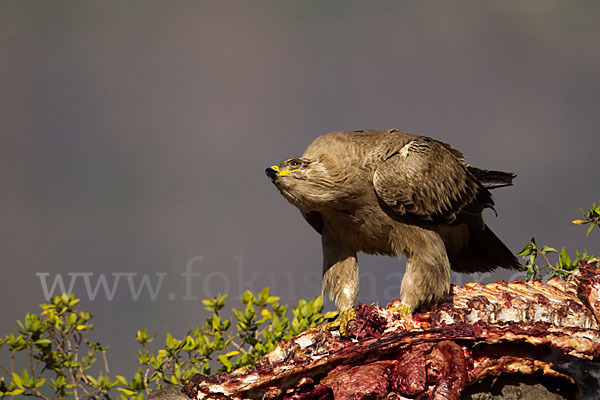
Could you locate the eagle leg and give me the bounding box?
[321,233,359,311]
[400,233,451,311]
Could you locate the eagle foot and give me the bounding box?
[387,304,413,319]
[320,308,356,336]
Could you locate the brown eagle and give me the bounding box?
[266,129,520,311]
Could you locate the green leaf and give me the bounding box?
[117,387,137,395]
[34,338,52,347]
[323,311,338,320]
[231,308,244,321]
[115,375,130,387]
[12,373,23,389]
[518,243,533,256]
[540,246,558,255]
[244,302,256,321]
[241,290,255,305]
[86,375,98,386]
[211,315,221,331]
[135,329,148,344]
[33,378,46,390]
[559,247,571,267]
[218,355,232,371]
[313,296,323,312]
[165,332,175,348]
[258,287,270,303]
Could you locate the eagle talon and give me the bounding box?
[321,308,356,336]
[387,304,413,319]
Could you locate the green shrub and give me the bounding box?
[117,288,335,399]
[0,294,118,399]
[0,289,335,399]
[519,202,599,281]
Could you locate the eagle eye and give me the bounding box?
[289,159,301,167]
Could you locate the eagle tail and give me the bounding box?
[466,166,516,190]
[448,224,521,273]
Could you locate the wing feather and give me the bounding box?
[373,137,485,224]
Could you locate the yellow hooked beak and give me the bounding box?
[268,165,300,177]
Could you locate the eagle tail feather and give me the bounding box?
[467,166,516,190]
[448,224,521,273]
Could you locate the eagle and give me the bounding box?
[266,129,520,311]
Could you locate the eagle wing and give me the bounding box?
[373,137,491,225]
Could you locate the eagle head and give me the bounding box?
[265,158,307,181]
[265,157,341,209]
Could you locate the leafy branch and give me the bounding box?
[572,201,600,236]
[518,238,592,281]
[0,294,118,399]
[519,201,599,281]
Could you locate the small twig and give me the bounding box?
[26,389,50,400]
[539,253,551,268]
[0,362,11,375]
[29,341,34,381]
[230,338,249,354]
[143,366,151,395]
[539,252,579,281]
[102,351,110,375]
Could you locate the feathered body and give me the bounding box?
[266,129,520,311]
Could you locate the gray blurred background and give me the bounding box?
[2,1,599,378]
